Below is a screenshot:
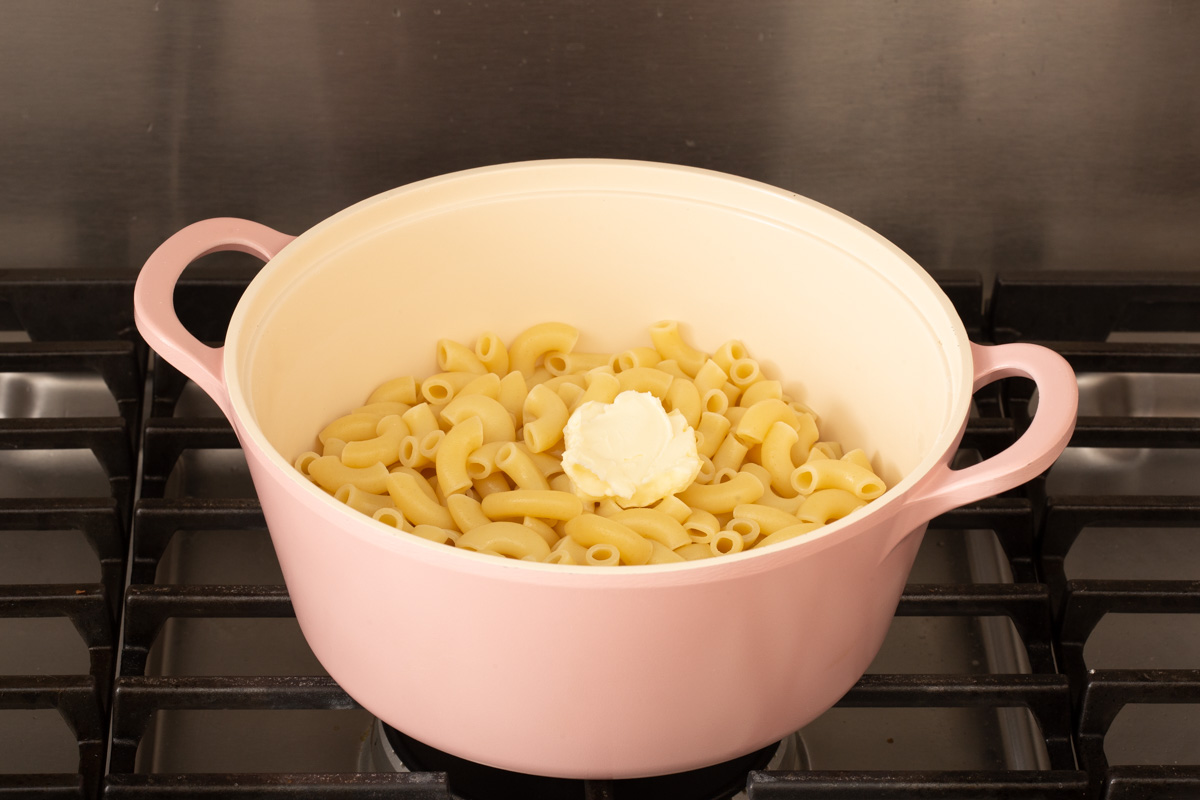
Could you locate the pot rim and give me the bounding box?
[223,158,973,580]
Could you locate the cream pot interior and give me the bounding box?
[228,160,971,531]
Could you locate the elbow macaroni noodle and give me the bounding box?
[294,322,889,566]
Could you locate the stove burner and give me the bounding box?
[363,720,797,800]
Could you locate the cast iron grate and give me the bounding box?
[995,271,1200,800]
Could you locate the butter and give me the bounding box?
[561,390,702,507]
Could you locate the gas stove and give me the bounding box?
[3,267,1196,799]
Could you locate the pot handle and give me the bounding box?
[887,341,1078,555]
[133,218,296,420]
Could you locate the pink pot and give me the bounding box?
[134,159,1077,778]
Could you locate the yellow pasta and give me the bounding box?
[440,394,517,444]
[495,443,552,490]
[299,321,888,566]
[435,416,485,496]
[791,457,887,500]
[796,489,868,525]
[475,331,509,375]
[677,471,765,514]
[508,322,580,376]
[458,521,551,560]
[496,371,529,426]
[608,508,690,550]
[367,375,418,405]
[564,514,653,566]
[308,456,389,494]
[480,489,584,521]
[616,366,673,397]
[437,339,488,375]
[340,414,409,468]
[522,383,570,453]
[648,320,706,377]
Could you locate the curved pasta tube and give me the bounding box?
[398,429,444,469]
[401,403,441,440]
[711,431,750,473]
[564,514,653,566]
[738,379,782,408]
[738,463,804,514]
[322,438,347,458]
[759,421,800,497]
[496,371,528,427]
[341,414,409,468]
[608,508,690,550]
[614,347,661,371]
[544,351,610,375]
[795,488,867,525]
[388,465,438,501]
[791,458,886,500]
[647,540,686,564]
[695,412,731,459]
[372,507,410,531]
[385,471,456,529]
[421,371,478,404]
[585,543,621,566]
[711,339,749,373]
[664,378,702,429]
[692,359,728,396]
[294,451,320,477]
[752,521,823,549]
[455,372,502,399]
[508,322,580,376]
[367,375,418,405]
[653,359,689,380]
[522,516,559,548]
[318,413,379,446]
[475,331,510,375]
[654,494,692,523]
[735,399,799,445]
[677,471,764,514]
[556,381,585,411]
[551,534,590,565]
[495,443,551,490]
[447,493,491,532]
[616,367,673,398]
[726,517,761,549]
[440,394,517,444]
[731,503,803,535]
[352,401,411,419]
[480,489,584,521]
[435,416,485,496]
[682,509,720,543]
[675,542,715,561]
[648,320,706,377]
[436,339,487,374]
[457,521,551,560]
[791,413,820,463]
[710,530,745,556]
[727,358,762,389]
[308,456,390,495]
[472,472,512,498]
[335,483,396,516]
[701,388,729,416]
[522,383,569,453]
[411,524,460,546]
[842,448,876,473]
[581,370,621,405]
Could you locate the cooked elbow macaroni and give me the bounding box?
[296,322,889,566]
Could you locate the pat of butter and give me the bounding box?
[561,390,702,507]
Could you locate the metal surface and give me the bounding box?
[2,1,1199,289]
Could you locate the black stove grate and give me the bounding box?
[4,269,1199,799]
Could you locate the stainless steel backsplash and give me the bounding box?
[2,0,1197,282]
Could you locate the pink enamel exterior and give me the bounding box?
[133,160,1077,778]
